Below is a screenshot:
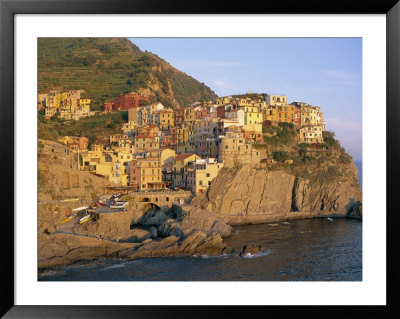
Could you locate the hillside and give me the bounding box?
[38,38,217,109]
[37,111,127,145]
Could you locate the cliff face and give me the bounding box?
[190,160,362,225]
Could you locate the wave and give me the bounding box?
[193,253,231,259]
[101,263,126,271]
[241,249,271,259]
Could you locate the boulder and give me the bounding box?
[125,229,151,243]
[138,209,169,227]
[179,207,233,237]
[157,220,184,238]
[239,244,267,257]
[149,226,158,238]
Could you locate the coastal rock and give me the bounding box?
[124,235,180,259]
[239,244,267,257]
[149,226,158,238]
[345,199,362,218]
[190,164,362,224]
[137,206,170,226]
[38,233,139,269]
[157,220,184,238]
[179,207,233,237]
[125,229,151,243]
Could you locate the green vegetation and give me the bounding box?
[38,38,217,109]
[263,123,296,146]
[38,111,128,143]
[273,151,289,162]
[323,131,337,147]
[231,93,267,100]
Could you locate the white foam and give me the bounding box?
[241,249,271,259]
[102,263,126,271]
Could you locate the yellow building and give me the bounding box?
[276,105,296,123]
[186,158,224,194]
[184,107,196,124]
[172,153,200,186]
[134,135,160,151]
[299,125,324,143]
[110,134,129,144]
[244,106,263,125]
[266,94,287,106]
[155,109,175,130]
[130,158,163,190]
[216,96,232,105]
[79,98,91,106]
[262,106,278,122]
[45,92,62,108]
[174,123,195,153]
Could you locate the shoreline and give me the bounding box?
[218,211,361,226]
[38,213,361,274]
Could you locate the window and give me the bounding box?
[225,145,228,149]
[206,173,210,177]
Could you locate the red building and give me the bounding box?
[160,133,174,149]
[175,109,185,124]
[195,107,211,120]
[216,105,225,118]
[294,106,301,125]
[244,131,263,144]
[104,92,150,112]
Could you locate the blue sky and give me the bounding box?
[129,38,362,161]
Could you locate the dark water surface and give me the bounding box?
[39,218,362,281]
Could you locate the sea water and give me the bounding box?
[39,218,362,281]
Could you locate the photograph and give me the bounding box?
[36,37,363,281]
[1,1,397,316]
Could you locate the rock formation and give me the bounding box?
[189,160,362,224]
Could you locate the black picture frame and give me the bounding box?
[1,0,399,317]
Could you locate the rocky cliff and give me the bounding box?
[189,160,362,225]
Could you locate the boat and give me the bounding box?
[54,214,76,227]
[114,201,128,207]
[93,201,106,207]
[61,198,80,202]
[268,223,279,227]
[78,212,97,225]
[72,206,89,212]
[110,204,126,209]
[327,217,334,221]
[281,221,290,225]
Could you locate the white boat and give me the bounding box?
[72,206,89,212]
[281,221,290,225]
[78,213,94,225]
[327,217,334,221]
[110,204,126,209]
[114,201,129,206]
[268,223,279,227]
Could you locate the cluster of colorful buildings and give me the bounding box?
[38,90,95,120]
[54,92,327,194]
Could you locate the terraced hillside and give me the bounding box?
[38,38,217,110]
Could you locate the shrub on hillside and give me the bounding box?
[273,151,289,162]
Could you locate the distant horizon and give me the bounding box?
[129,38,362,161]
